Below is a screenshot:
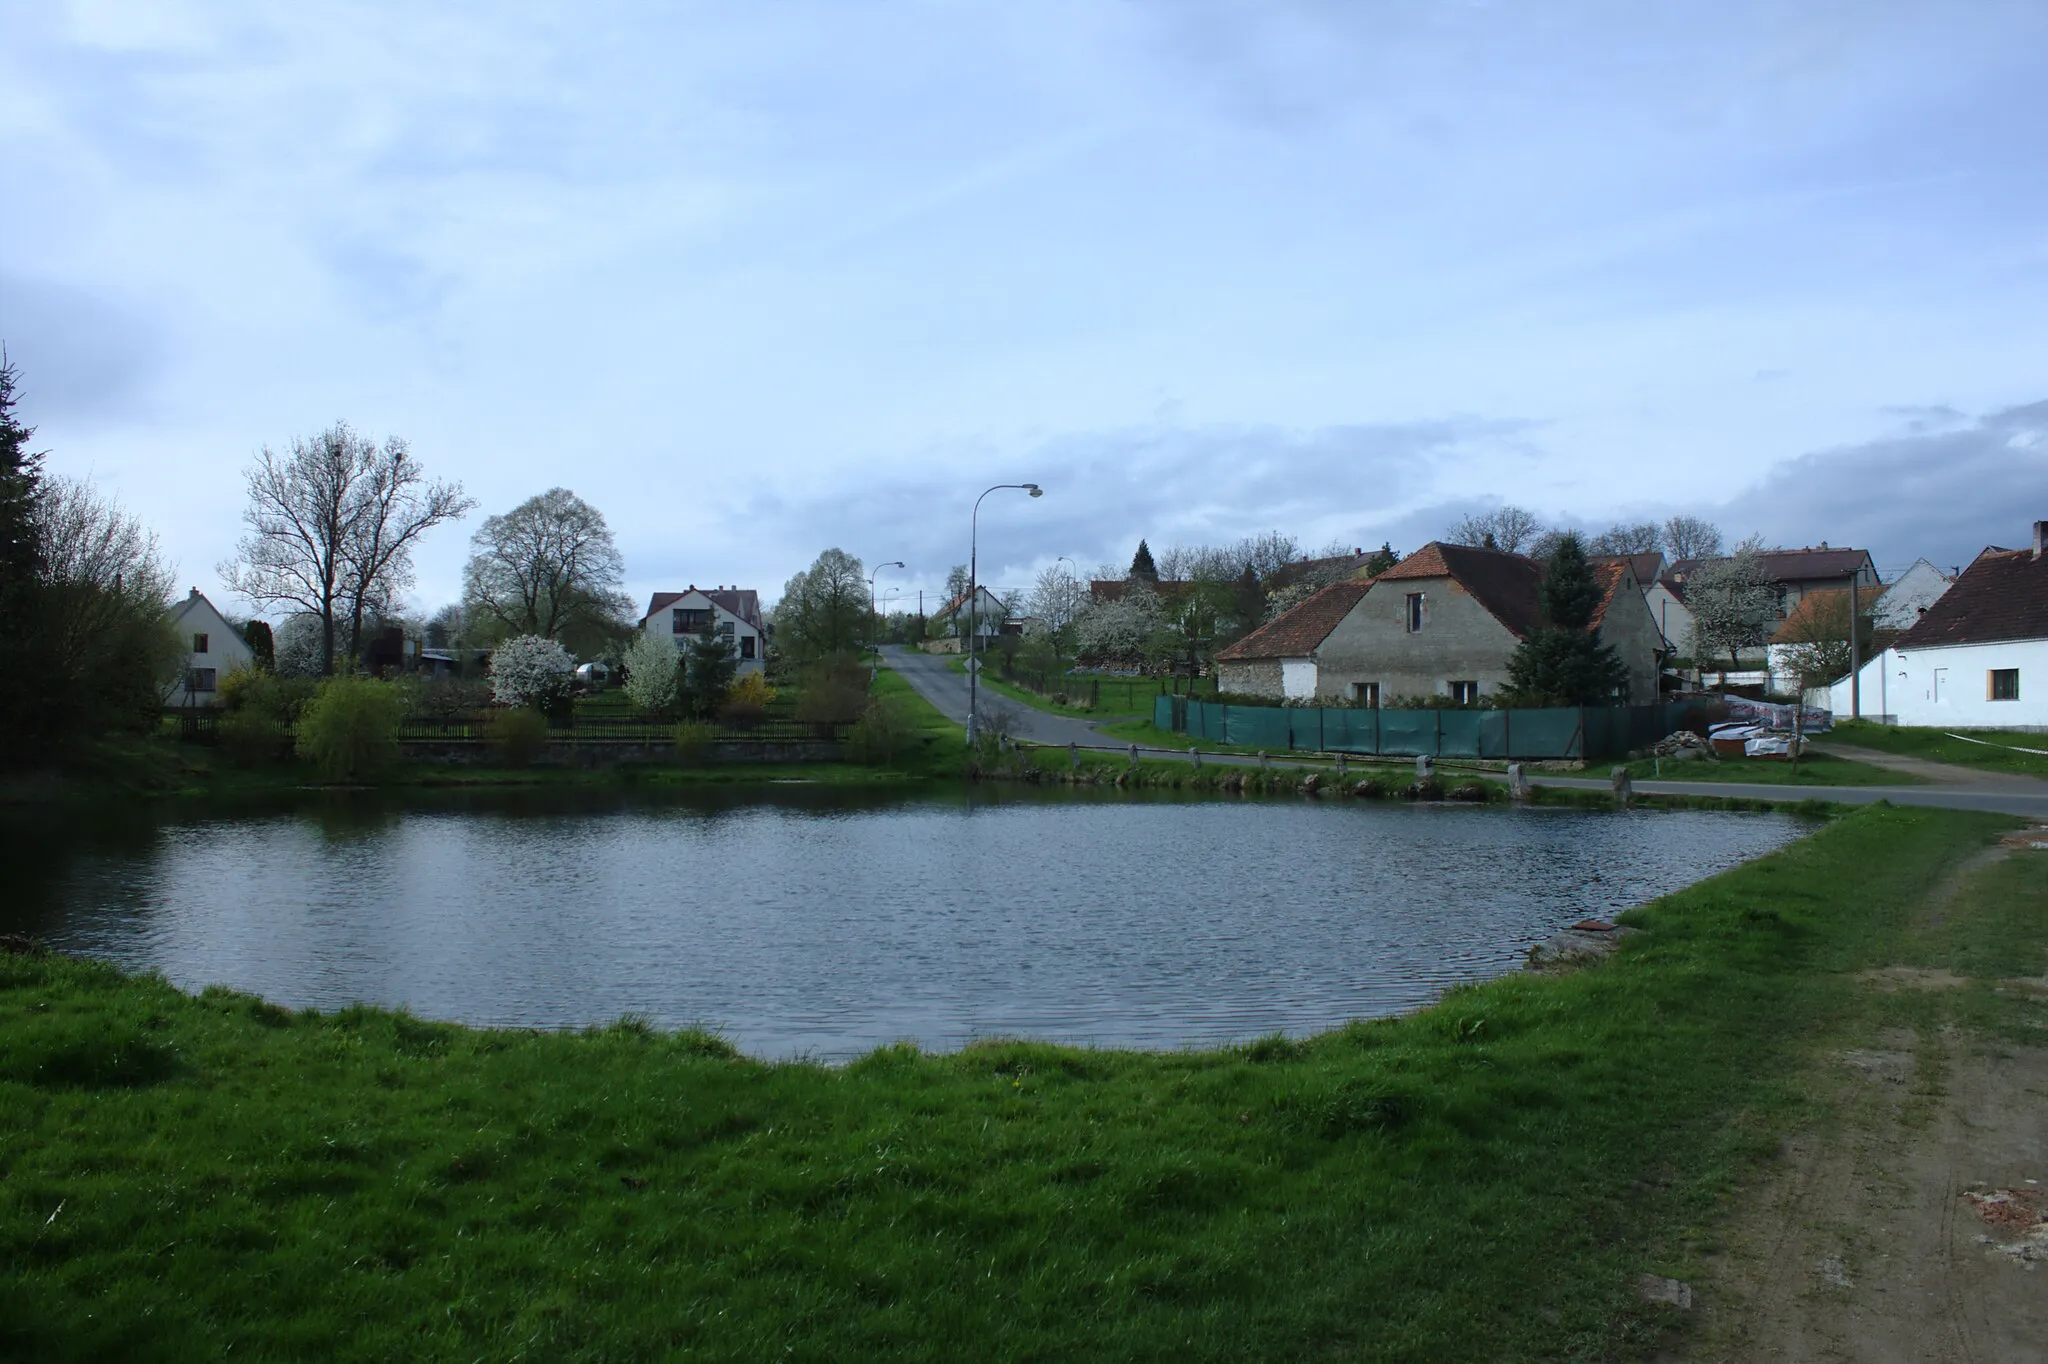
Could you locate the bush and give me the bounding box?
[398,674,492,719]
[489,635,576,714]
[295,678,402,781]
[673,720,717,764]
[794,655,869,725]
[718,671,777,723]
[217,706,287,766]
[487,706,551,767]
[844,698,909,765]
[622,630,682,718]
[220,670,318,723]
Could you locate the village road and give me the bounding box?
[881,648,2048,816]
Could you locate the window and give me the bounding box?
[192,632,209,654]
[185,668,217,693]
[672,607,713,634]
[1990,668,2020,701]
[1352,681,1379,708]
[740,635,757,660]
[1405,592,1425,632]
[1448,680,1479,705]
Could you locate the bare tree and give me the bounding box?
[1590,522,1662,555]
[1662,515,1724,562]
[221,424,470,674]
[462,488,629,653]
[37,475,183,724]
[1446,505,1544,554]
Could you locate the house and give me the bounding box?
[1871,557,1956,633]
[1214,580,1376,699]
[1666,545,1878,621]
[1215,543,1661,704]
[639,586,766,676]
[163,589,256,708]
[1645,576,1695,656]
[1826,524,2048,727]
[934,586,1015,640]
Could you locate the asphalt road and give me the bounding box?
[880,648,2048,817]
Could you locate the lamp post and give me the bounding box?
[867,560,904,683]
[968,483,1043,745]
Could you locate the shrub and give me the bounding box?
[295,677,402,781]
[719,671,777,723]
[398,674,492,719]
[220,670,318,723]
[487,706,551,767]
[674,720,717,764]
[845,698,909,765]
[622,631,682,718]
[794,655,869,725]
[217,706,287,766]
[488,635,576,714]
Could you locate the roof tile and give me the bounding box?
[1897,548,2048,648]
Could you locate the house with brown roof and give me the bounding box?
[1215,542,1661,705]
[1214,580,1375,700]
[1667,545,1878,621]
[639,586,766,675]
[1826,523,2048,726]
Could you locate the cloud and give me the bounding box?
[0,272,161,422]
[722,414,1535,606]
[1715,399,2048,572]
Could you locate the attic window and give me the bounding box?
[193,633,209,654]
[1405,592,1425,632]
[1990,668,2020,702]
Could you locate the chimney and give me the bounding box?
[2035,520,2046,560]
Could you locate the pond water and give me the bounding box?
[3,788,1806,1059]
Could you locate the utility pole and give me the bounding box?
[1847,568,1861,720]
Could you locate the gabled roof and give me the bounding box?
[1897,548,2048,649]
[937,586,1010,617]
[1605,551,1663,585]
[641,587,764,629]
[1377,541,1632,638]
[1215,580,1374,661]
[1667,546,1873,584]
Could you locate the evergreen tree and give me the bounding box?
[1364,542,1399,576]
[1129,539,1159,582]
[1501,532,1630,706]
[681,627,738,717]
[0,354,44,589]
[242,619,276,672]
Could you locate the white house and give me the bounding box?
[163,589,256,708]
[1826,528,2048,727]
[1871,558,1955,633]
[639,586,766,676]
[1645,577,1695,656]
[935,586,1013,640]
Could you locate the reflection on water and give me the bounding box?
[3,787,1806,1058]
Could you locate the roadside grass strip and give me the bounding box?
[1620,751,1912,787]
[1831,721,2048,778]
[0,805,2016,1360]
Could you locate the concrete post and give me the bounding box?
[1128,743,1140,768]
[1257,750,1270,770]
[1415,754,1434,781]
[1068,741,1079,771]
[1190,747,1202,768]
[1507,762,1530,801]
[1611,765,1634,807]
[1335,752,1347,779]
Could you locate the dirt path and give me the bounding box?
[1668,847,2048,1363]
[1806,741,2047,789]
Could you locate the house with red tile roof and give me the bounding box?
[1826,523,2048,726]
[1215,542,1661,704]
[1667,545,1877,621]
[638,586,766,676]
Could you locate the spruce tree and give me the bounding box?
[0,355,46,754]
[1128,539,1158,582]
[1501,532,1630,706]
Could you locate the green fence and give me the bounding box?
[1155,697,1696,762]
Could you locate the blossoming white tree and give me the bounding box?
[622,630,681,717]
[488,634,575,710]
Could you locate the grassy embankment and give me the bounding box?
[1828,719,2048,777]
[944,654,1194,718]
[1619,750,1913,787]
[3,804,2027,1360]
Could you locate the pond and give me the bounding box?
[3,788,1807,1059]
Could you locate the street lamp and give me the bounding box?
[867,560,905,681]
[968,483,1043,746]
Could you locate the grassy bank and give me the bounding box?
[1829,719,2048,777]
[1620,750,1911,786]
[1,804,2017,1360]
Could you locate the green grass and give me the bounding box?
[1623,750,1913,787]
[944,658,1197,718]
[1,806,2020,1360]
[1828,720,2048,777]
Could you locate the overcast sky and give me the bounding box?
[5,0,2047,620]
